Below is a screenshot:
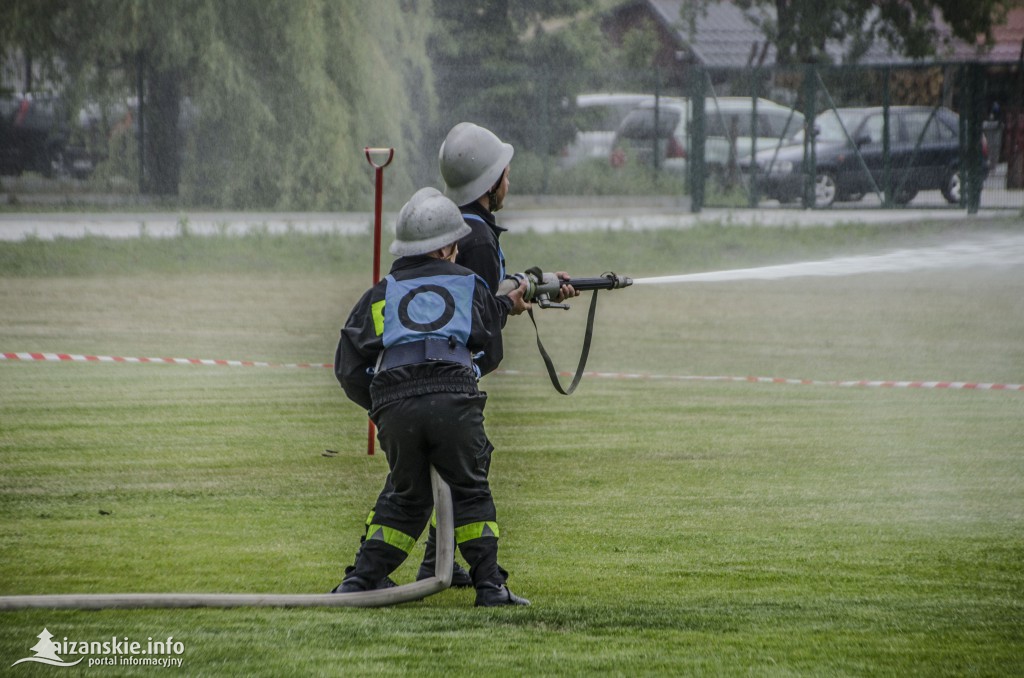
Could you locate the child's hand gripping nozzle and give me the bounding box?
[497,268,633,309]
[495,267,633,394]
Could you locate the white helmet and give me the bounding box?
[438,122,514,207]
[389,187,472,257]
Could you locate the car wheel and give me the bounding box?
[44,145,70,179]
[892,187,918,206]
[941,167,961,204]
[808,171,837,208]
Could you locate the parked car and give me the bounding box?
[559,93,655,168]
[746,106,987,207]
[609,97,804,173]
[0,93,99,179]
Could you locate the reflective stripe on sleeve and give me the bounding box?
[371,300,386,337]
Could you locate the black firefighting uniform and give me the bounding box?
[456,201,512,309]
[413,202,516,575]
[335,255,509,589]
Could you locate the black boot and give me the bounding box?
[331,541,406,594]
[416,526,473,587]
[458,536,528,606]
[331,576,371,594]
[336,565,397,591]
[475,583,531,607]
[335,536,399,591]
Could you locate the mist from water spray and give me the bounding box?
[632,234,1024,285]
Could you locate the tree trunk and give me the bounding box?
[775,0,793,64]
[143,67,181,196]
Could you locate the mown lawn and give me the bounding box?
[1,220,1021,676]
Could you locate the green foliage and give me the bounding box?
[620,15,661,71]
[180,0,438,209]
[725,0,1012,64]
[429,0,605,155]
[512,152,688,196]
[2,1,438,210]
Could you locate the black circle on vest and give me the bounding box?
[398,284,456,332]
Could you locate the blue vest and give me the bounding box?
[382,273,475,348]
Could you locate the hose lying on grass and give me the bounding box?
[0,467,454,610]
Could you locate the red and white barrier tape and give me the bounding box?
[3,352,1021,392]
[0,352,331,370]
[499,369,1024,392]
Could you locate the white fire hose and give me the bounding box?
[0,467,454,610]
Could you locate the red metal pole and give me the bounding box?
[364,147,394,455]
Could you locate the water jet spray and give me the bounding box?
[632,234,1024,286]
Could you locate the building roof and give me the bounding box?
[606,0,1024,69]
[946,8,1024,63]
[640,0,915,66]
[618,0,1023,67]
[645,0,776,67]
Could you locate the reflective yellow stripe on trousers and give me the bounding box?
[454,521,499,544]
[365,523,418,554]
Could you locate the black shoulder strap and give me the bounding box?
[525,290,600,395]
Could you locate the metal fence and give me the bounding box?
[3,55,1023,213]
[690,62,1022,213]
[543,61,1024,213]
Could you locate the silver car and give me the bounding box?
[558,93,655,168]
[610,97,804,174]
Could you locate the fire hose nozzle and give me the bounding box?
[497,270,633,310]
[604,272,633,289]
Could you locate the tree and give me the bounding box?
[182,1,440,208]
[427,0,601,154]
[695,0,1014,64]
[0,0,438,209]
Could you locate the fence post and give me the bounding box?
[802,64,817,208]
[653,65,661,172]
[749,69,761,207]
[539,71,551,195]
[136,50,146,195]
[688,66,706,213]
[964,63,985,214]
[1009,61,1024,189]
[882,66,893,208]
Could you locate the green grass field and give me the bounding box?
[1,219,1022,676]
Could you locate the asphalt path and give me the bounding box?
[0,197,1014,242]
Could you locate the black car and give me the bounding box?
[747,106,987,207]
[0,94,99,179]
